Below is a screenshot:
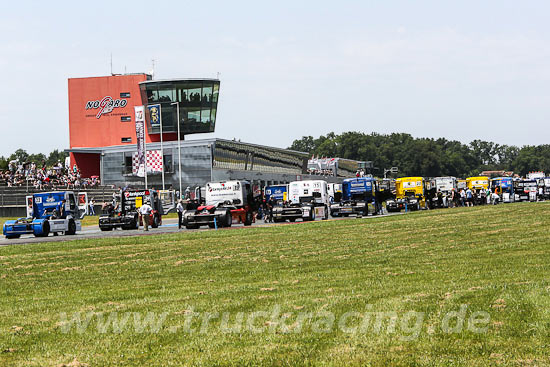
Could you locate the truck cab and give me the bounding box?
[3,191,86,239]
[537,178,550,200]
[182,180,255,229]
[386,177,425,212]
[514,179,538,202]
[286,180,330,221]
[431,176,457,208]
[466,176,490,205]
[330,177,379,217]
[490,177,514,203]
[99,189,164,231]
[267,184,303,223]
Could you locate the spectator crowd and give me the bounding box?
[0,160,101,190]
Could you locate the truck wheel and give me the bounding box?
[35,221,50,237]
[244,211,253,226]
[6,234,20,239]
[323,206,329,220]
[66,219,77,235]
[151,215,160,228]
[225,211,233,227]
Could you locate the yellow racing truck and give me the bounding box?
[466,176,489,205]
[386,177,425,212]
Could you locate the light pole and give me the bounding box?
[171,101,182,199]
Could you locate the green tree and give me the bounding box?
[9,149,29,163]
[46,149,68,167]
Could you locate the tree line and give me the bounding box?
[289,132,550,178]
[0,149,69,170]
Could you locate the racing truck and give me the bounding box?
[514,179,538,202]
[537,177,550,200]
[330,177,380,217]
[386,177,425,212]
[265,185,288,202]
[3,191,87,239]
[490,177,514,203]
[466,176,490,205]
[99,189,164,231]
[287,180,330,221]
[182,180,255,229]
[429,177,457,208]
[267,184,304,223]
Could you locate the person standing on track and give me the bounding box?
[176,200,184,229]
[139,203,153,231]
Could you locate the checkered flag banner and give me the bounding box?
[132,150,163,175]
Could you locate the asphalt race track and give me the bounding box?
[0,212,400,247]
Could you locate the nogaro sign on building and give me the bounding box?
[85,96,129,119]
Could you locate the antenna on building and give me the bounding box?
[110,53,113,75]
[150,59,156,79]
[216,71,220,79]
[124,65,127,74]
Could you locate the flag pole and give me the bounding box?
[171,101,182,199]
[144,119,148,189]
[160,104,165,190]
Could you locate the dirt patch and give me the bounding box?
[59,357,89,367]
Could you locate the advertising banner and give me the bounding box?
[134,106,146,177]
[147,104,161,127]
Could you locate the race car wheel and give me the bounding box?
[66,219,76,235]
[100,226,113,231]
[186,223,199,230]
[35,221,50,237]
[244,211,253,226]
[6,234,21,239]
[289,218,296,222]
[208,223,216,228]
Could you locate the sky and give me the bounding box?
[0,0,549,156]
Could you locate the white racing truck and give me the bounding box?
[283,180,330,221]
[182,180,255,229]
[432,176,457,208]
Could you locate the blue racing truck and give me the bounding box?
[490,177,514,203]
[330,177,380,217]
[3,191,87,239]
[265,185,287,202]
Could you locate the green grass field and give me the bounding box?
[1,203,550,366]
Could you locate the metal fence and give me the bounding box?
[0,186,117,207]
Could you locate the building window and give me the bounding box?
[124,153,133,175]
[164,154,173,173]
[120,92,131,98]
[121,116,131,122]
[121,137,132,143]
